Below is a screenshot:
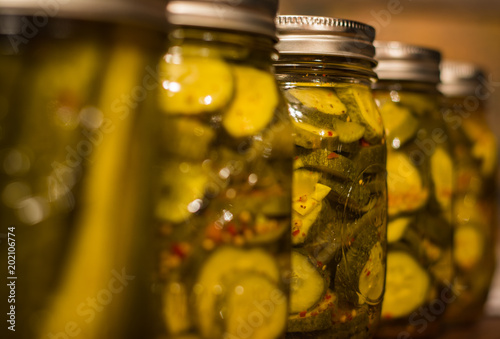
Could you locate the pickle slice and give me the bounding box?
[287,88,347,115]
[381,250,430,319]
[454,224,484,270]
[288,290,337,333]
[195,247,281,338]
[223,274,287,339]
[155,162,208,223]
[292,182,331,216]
[160,117,215,160]
[379,101,419,148]
[293,120,339,150]
[353,144,386,175]
[163,282,190,335]
[159,56,234,114]
[387,152,428,216]
[335,85,384,144]
[292,202,323,245]
[430,147,453,210]
[387,216,412,243]
[297,149,356,181]
[335,227,383,305]
[290,250,327,314]
[331,118,366,143]
[222,65,278,137]
[318,176,370,212]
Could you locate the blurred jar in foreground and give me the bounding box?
[275,15,388,339]
[0,1,167,338]
[152,1,293,338]
[439,61,498,325]
[372,42,454,338]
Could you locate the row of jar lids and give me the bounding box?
[0,0,485,93]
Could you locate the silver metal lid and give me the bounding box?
[275,15,377,66]
[0,0,168,30]
[374,41,441,83]
[439,61,485,97]
[167,0,278,39]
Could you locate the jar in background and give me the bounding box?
[275,15,388,339]
[153,1,293,338]
[439,61,498,325]
[0,1,167,338]
[372,42,454,338]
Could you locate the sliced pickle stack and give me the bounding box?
[373,90,454,335]
[283,84,387,338]
[155,45,293,339]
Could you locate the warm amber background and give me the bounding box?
[279,0,500,316]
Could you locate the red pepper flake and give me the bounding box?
[298,195,307,202]
[383,313,393,320]
[351,237,355,244]
[292,229,300,237]
[325,294,332,300]
[347,313,353,321]
[299,311,307,318]
[327,131,333,137]
[171,244,187,259]
[311,312,319,317]
[294,156,299,160]
[316,261,323,268]
[360,138,370,147]
[227,224,238,236]
[327,152,339,159]
[366,270,371,277]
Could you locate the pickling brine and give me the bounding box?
[276,16,388,339]
[152,2,293,338]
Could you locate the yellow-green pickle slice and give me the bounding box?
[430,147,453,210]
[379,101,419,147]
[159,56,234,114]
[287,87,347,115]
[335,85,384,144]
[194,247,285,339]
[381,250,430,319]
[289,250,327,314]
[222,65,278,137]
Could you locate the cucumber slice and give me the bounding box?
[331,118,366,143]
[195,247,281,338]
[398,91,437,116]
[358,241,385,304]
[159,56,234,114]
[287,88,347,115]
[335,227,383,305]
[381,250,430,319]
[292,120,339,150]
[222,65,278,137]
[292,182,331,216]
[155,162,208,223]
[335,85,383,144]
[223,273,287,339]
[353,144,386,175]
[454,224,484,270]
[379,101,419,148]
[290,250,327,314]
[387,152,429,216]
[387,217,412,243]
[160,117,215,160]
[163,282,190,335]
[297,149,356,181]
[430,147,453,210]
[292,202,323,245]
[318,176,370,212]
[288,290,337,333]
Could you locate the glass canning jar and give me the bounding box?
[372,42,454,338]
[275,15,388,339]
[0,1,167,338]
[439,61,498,325]
[152,1,293,339]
